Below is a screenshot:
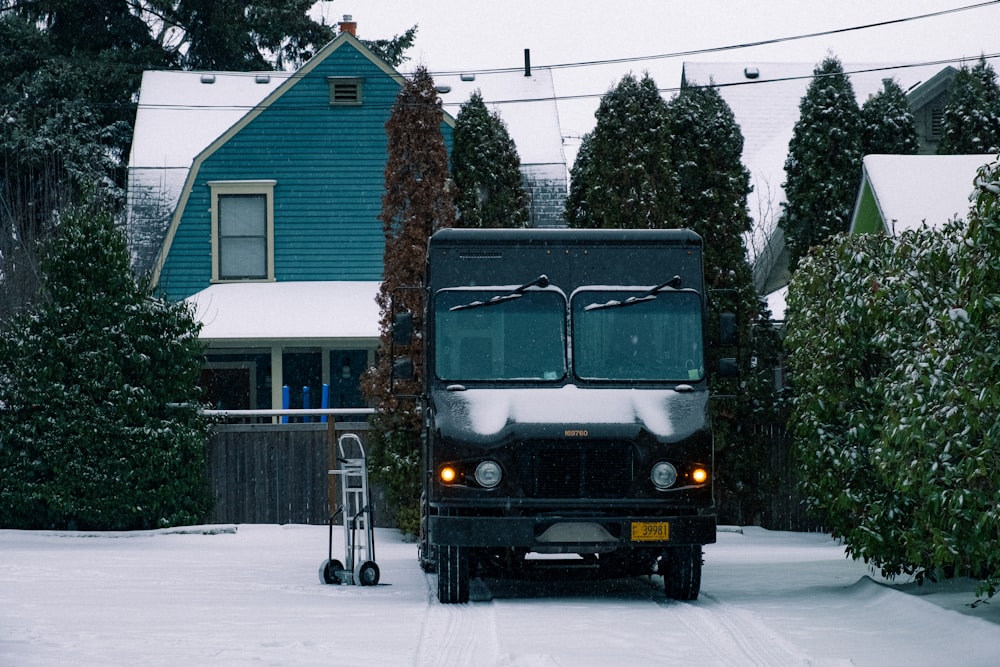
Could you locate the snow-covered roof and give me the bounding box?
[128,70,292,212]
[765,285,788,321]
[185,281,381,342]
[129,66,566,219]
[437,68,565,169]
[851,154,994,235]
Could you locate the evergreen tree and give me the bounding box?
[362,67,455,535]
[937,56,1000,154]
[565,73,678,229]
[861,78,919,155]
[451,91,529,228]
[0,204,212,530]
[781,56,863,268]
[0,6,417,317]
[0,11,168,316]
[669,82,783,524]
[669,84,753,283]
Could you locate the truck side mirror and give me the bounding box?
[392,311,413,346]
[719,312,737,347]
[393,357,414,381]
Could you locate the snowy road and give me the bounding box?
[1,524,998,666]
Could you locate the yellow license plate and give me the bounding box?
[630,521,670,542]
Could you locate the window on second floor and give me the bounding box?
[209,180,276,282]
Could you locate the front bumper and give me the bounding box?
[428,512,716,550]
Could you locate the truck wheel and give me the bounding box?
[419,543,437,573]
[661,545,702,601]
[319,558,344,585]
[437,545,470,604]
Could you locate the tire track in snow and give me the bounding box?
[657,589,811,666]
[414,574,501,667]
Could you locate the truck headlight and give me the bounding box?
[651,461,678,490]
[474,460,502,488]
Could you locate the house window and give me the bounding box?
[328,77,363,105]
[209,180,276,282]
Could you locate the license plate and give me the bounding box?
[630,521,669,542]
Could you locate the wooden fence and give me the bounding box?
[205,419,819,531]
[758,423,823,532]
[206,421,394,526]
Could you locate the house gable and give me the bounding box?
[906,66,957,155]
[148,33,454,300]
[851,179,888,235]
[848,154,993,236]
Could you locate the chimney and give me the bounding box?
[339,15,357,37]
[524,48,531,77]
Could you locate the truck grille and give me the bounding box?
[514,440,634,499]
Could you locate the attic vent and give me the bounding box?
[459,251,503,260]
[255,74,270,84]
[200,74,216,84]
[744,67,760,79]
[930,107,945,140]
[328,77,363,105]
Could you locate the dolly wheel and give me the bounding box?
[358,560,380,586]
[319,559,344,585]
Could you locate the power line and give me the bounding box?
[427,0,1000,77]
[129,52,1000,113]
[465,54,1000,108]
[141,0,999,83]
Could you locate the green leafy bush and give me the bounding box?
[786,157,1000,596]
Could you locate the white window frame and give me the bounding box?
[209,180,276,282]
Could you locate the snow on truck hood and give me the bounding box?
[432,385,708,443]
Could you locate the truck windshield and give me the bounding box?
[434,289,567,381]
[572,288,705,382]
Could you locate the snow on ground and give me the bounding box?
[1,525,998,666]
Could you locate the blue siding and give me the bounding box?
[158,41,453,300]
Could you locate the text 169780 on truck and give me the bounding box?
[391,228,737,604]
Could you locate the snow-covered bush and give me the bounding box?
[781,56,863,268]
[565,73,677,229]
[937,57,1000,155]
[861,78,919,156]
[451,91,529,228]
[787,156,1000,596]
[0,205,212,530]
[786,231,911,569]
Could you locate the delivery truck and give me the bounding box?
[393,228,734,603]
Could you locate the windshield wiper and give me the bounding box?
[584,275,683,311]
[449,275,550,311]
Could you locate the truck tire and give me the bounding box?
[661,545,702,601]
[437,545,470,604]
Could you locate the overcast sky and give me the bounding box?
[317,1,1000,147]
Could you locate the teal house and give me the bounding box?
[126,28,455,414]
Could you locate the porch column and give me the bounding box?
[270,344,283,424]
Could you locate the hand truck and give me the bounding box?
[319,433,380,586]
